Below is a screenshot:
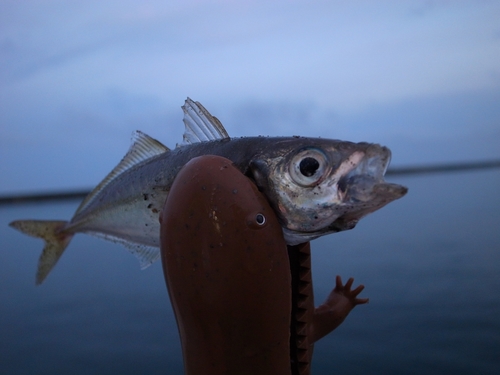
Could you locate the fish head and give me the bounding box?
[250,138,408,245]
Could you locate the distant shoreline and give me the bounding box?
[1,159,499,205]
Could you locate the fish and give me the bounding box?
[9,98,408,284]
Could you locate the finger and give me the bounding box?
[351,284,365,297]
[354,298,369,305]
[344,277,354,291]
[335,275,343,290]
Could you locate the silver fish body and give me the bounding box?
[10,99,407,284]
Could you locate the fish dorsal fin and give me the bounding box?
[75,131,169,215]
[181,97,230,145]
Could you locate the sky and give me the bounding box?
[1,0,499,194]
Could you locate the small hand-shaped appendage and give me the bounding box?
[310,275,369,343]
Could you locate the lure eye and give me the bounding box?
[290,148,330,187]
[247,212,267,228]
[255,213,266,225]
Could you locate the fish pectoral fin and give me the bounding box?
[9,220,74,285]
[181,98,230,145]
[75,131,169,215]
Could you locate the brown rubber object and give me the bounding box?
[160,155,292,375]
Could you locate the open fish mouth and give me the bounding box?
[278,140,408,246]
[338,144,392,202]
[331,144,408,231]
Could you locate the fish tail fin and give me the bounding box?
[9,220,74,285]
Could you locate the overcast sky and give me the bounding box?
[1,0,499,194]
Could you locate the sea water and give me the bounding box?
[1,170,499,374]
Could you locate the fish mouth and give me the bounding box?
[331,144,408,231]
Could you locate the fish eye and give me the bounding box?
[299,157,320,177]
[289,148,330,187]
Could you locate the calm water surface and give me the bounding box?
[1,170,499,374]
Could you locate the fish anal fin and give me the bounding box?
[181,98,230,145]
[9,220,74,285]
[87,232,160,269]
[75,131,169,215]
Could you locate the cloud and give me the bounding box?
[1,0,500,192]
[2,1,500,106]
